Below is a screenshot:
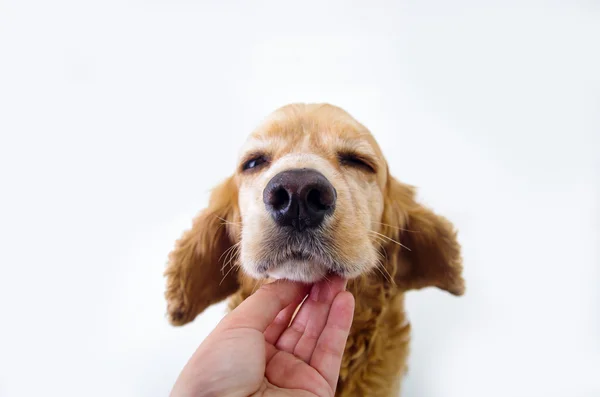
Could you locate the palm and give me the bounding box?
[257,343,335,396]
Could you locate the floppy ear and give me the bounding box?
[164,176,241,325]
[382,176,465,296]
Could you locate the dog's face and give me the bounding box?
[165,103,464,325]
[236,105,387,282]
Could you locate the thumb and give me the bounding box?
[217,279,310,333]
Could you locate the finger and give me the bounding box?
[309,290,355,393]
[293,277,347,362]
[263,294,307,345]
[276,276,346,362]
[218,279,310,333]
[273,277,342,356]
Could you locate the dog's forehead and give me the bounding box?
[241,104,382,159]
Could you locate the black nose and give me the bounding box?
[263,168,336,230]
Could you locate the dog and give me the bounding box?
[165,103,464,396]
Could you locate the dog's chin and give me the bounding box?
[266,259,330,283]
[243,253,346,283]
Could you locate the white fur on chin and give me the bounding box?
[266,259,328,283]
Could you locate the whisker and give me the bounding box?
[368,230,412,251]
[219,245,235,269]
[219,261,239,286]
[371,239,395,285]
[371,221,420,233]
[378,239,389,262]
[219,245,241,285]
[370,233,396,255]
[215,215,242,225]
[218,243,240,283]
[226,243,241,267]
[372,236,386,256]
[377,261,394,285]
[372,261,388,282]
[219,242,241,272]
[223,250,239,278]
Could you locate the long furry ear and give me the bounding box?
[382,176,465,296]
[164,176,241,325]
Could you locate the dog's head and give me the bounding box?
[165,104,464,325]
[237,104,388,283]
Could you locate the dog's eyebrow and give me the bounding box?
[238,137,273,158]
[337,139,377,158]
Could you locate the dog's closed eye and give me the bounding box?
[338,152,377,173]
[241,154,270,172]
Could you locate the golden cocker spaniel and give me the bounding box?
[165,103,464,396]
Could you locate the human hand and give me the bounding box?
[170,276,354,397]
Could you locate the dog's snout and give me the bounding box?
[263,168,336,230]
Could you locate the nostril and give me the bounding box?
[306,189,328,212]
[270,187,290,211]
[306,189,334,211]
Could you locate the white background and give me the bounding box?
[1,1,599,396]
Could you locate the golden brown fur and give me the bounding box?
[164,103,464,396]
